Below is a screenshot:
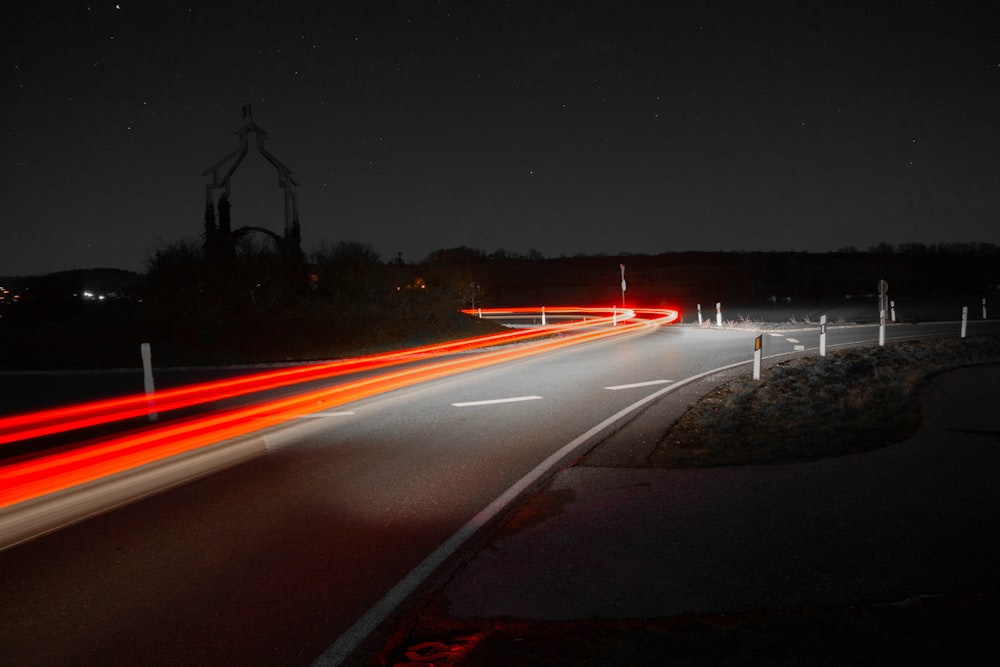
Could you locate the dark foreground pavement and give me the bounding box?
[360,364,1000,665]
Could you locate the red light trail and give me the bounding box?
[0,307,677,513]
[0,314,588,445]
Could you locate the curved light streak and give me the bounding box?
[0,311,611,446]
[0,306,677,510]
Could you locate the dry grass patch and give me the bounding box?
[652,335,1000,468]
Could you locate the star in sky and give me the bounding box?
[1,1,999,276]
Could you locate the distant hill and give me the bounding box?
[5,248,998,310]
[1,249,997,370]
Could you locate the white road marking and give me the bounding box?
[298,411,356,418]
[785,338,800,343]
[767,332,784,337]
[314,356,757,666]
[794,344,805,351]
[604,379,673,390]
[452,396,543,407]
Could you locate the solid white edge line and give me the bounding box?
[452,395,543,407]
[312,357,753,666]
[604,379,673,390]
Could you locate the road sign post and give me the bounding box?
[620,264,626,307]
[753,335,762,381]
[819,314,827,357]
[141,342,157,422]
[878,279,888,347]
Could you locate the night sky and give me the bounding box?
[3,1,999,276]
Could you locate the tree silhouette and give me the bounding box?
[217,194,232,237]
[203,200,217,250]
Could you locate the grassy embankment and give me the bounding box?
[652,334,1000,468]
[0,295,505,370]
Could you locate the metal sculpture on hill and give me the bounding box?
[202,105,302,259]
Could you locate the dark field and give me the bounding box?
[2,249,996,370]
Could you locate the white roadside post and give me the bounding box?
[620,263,626,308]
[961,306,968,338]
[478,308,482,318]
[890,300,896,322]
[613,305,617,326]
[819,314,827,357]
[541,306,546,326]
[752,335,762,381]
[140,342,157,422]
[716,302,722,327]
[983,298,988,320]
[697,303,702,325]
[878,279,888,347]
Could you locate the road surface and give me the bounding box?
[0,318,996,666]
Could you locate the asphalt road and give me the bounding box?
[1,318,997,666]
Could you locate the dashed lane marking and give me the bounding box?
[298,411,356,418]
[452,396,543,407]
[785,338,801,343]
[604,379,673,390]
[314,357,757,666]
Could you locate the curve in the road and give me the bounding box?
[0,307,677,546]
[312,350,753,665]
